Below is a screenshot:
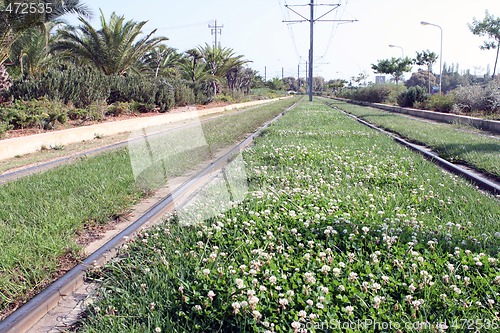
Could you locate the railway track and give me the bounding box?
[0,100,299,333]
[325,100,500,197]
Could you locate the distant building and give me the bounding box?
[375,76,386,84]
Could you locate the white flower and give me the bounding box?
[155,328,161,333]
[235,278,245,289]
[202,268,210,276]
[207,290,216,300]
[269,275,277,284]
[252,310,262,320]
[248,295,259,306]
[321,265,331,274]
[345,305,354,315]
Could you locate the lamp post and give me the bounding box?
[388,44,404,58]
[421,21,443,94]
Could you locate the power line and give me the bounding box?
[208,19,224,48]
[283,1,357,101]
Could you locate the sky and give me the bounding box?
[65,0,500,83]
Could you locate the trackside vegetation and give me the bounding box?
[0,97,297,319]
[333,101,500,179]
[76,99,500,333]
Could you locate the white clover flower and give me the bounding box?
[269,275,277,284]
[306,299,314,306]
[248,295,259,306]
[320,286,329,294]
[279,298,289,308]
[202,268,210,276]
[207,290,216,300]
[321,265,331,274]
[193,305,202,311]
[338,285,345,292]
[348,272,358,282]
[332,267,341,277]
[291,321,302,332]
[345,305,354,315]
[252,310,262,320]
[155,328,161,333]
[235,278,245,289]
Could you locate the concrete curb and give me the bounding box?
[335,98,500,134]
[0,97,288,161]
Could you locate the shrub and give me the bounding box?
[397,86,429,108]
[106,102,133,117]
[340,84,404,104]
[173,81,196,106]
[452,81,500,114]
[0,99,68,130]
[0,121,12,138]
[7,65,110,108]
[425,93,455,113]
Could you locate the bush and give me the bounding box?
[397,86,428,108]
[340,84,404,104]
[0,99,67,130]
[425,93,455,113]
[452,81,500,114]
[106,102,132,117]
[0,121,12,138]
[173,81,196,106]
[7,65,110,108]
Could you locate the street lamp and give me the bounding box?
[388,44,404,58]
[421,21,443,94]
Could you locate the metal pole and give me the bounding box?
[308,0,314,101]
[214,19,218,48]
[438,26,443,94]
[421,21,443,94]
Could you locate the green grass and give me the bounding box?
[330,100,500,179]
[76,99,500,332]
[0,96,299,318]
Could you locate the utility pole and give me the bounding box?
[208,19,224,48]
[308,0,314,101]
[284,2,357,101]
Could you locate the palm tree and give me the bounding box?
[0,0,91,93]
[52,10,168,75]
[181,48,210,83]
[196,44,250,95]
[10,21,62,76]
[142,45,182,78]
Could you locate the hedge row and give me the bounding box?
[2,65,213,110]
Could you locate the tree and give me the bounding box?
[196,44,250,96]
[414,50,438,93]
[142,44,181,78]
[371,57,413,84]
[181,48,207,83]
[469,10,500,79]
[52,10,167,75]
[0,0,91,93]
[405,69,437,91]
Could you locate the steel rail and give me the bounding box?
[327,101,500,196]
[0,100,299,333]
